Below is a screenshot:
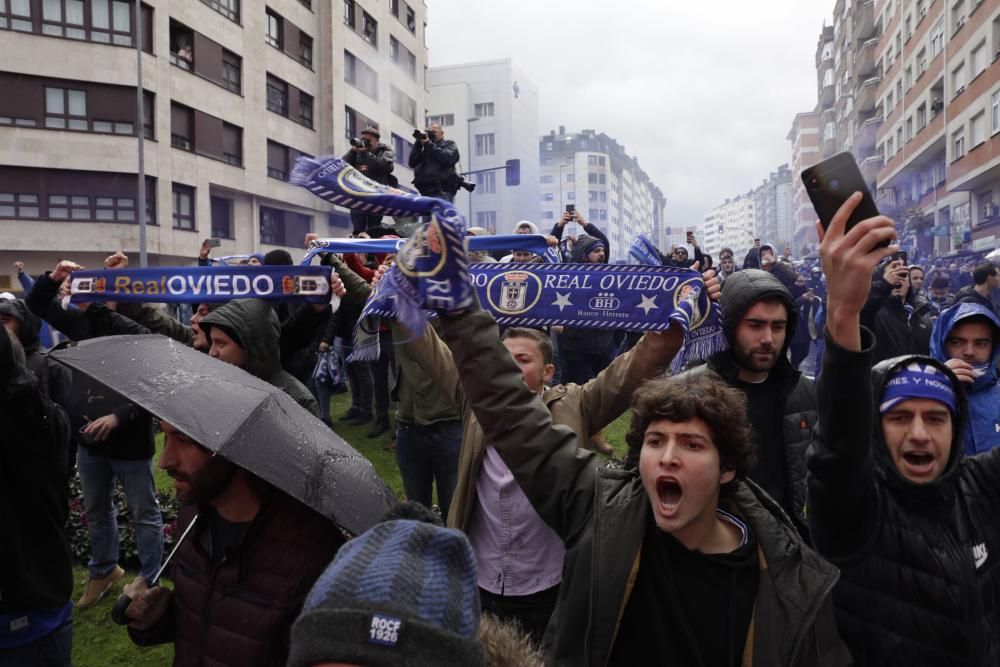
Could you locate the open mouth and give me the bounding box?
[902,451,935,471]
[657,478,683,511]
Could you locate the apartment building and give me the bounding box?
[807,0,1000,258]
[538,127,666,260]
[701,193,756,259]
[874,0,1000,255]
[787,111,822,253]
[0,0,429,290]
[753,164,795,249]
[426,59,539,234]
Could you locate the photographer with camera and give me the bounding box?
[342,127,395,234]
[408,123,460,202]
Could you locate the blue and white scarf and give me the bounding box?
[68,265,332,304]
[293,156,725,366]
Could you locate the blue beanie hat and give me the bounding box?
[287,518,483,667]
[879,361,958,416]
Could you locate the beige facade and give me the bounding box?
[787,111,821,253]
[0,0,428,293]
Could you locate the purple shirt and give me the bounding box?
[467,445,566,596]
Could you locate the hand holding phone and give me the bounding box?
[802,152,887,247]
[205,238,222,248]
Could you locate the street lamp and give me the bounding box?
[466,116,479,225]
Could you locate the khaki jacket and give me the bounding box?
[398,319,677,530]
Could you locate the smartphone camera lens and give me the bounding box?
[830,178,841,190]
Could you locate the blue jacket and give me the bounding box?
[930,302,1000,455]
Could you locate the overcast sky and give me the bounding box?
[426,0,832,233]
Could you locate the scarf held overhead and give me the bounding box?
[300,235,553,265]
[68,265,332,304]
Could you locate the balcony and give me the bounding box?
[855,0,876,40]
[856,37,879,78]
[820,82,836,107]
[821,106,837,124]
[860,154,883,183]
[857,115,882,149]
[822,135,839,158]
[856,74,881,112]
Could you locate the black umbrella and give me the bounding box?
[50,334,397,537]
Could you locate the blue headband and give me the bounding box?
[879,361,958,415]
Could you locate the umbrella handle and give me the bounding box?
[110,592,134,625]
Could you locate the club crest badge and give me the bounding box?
[673,279,709,329]
[487,271,542,315]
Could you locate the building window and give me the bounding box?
[904,65,913,91]
[294,92,313,129]
[297,0,311,9]
[91,119,133,135]
[905,116,913,141]
[917,103,927,130]
[362,11,377,45]
[300,33,313,68]
[385,134,407,166]
[200,0,238,22]
[390,0,399,16]
[475,171,496,194]
[266,75,288,116]
[540,175,553,183]
[917,48,927,75]
[0,193,39,218]
[169,19,194,70]
[343,0,354,27]
[170,102,193,150]
[930,18,944,58]
[344,51,378,99]
[474,102,495,117]
[405,5,415,32]
[41,0,85,39]
[265,9,282,49]
[267,140,289,180]
[588,190,598,201]
[142,90,154,139]
[260,206,285,245]
[44,87,87,130]
[222,50,241,94]
[566,173,575,182]
[971,40,986,78]
[992,90,1000,134]
[94,196,134,222]
[541,192,553,201]
[475,210,496,230]
[172,184,195,230]
[210,196,233,238]
[1,0,33,31]
[47,195,90,220]
[222,122,242,166]
[426,113,454,126]
[952,63,966,95]
[390,86,416,124]
[970,112,985,146]
[952,129,966,159]
[474,133,495,156]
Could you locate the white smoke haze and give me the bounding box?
[427,0,830,232]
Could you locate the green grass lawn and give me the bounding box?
[69,390,631,666]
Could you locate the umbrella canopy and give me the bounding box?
[50,335,396,536]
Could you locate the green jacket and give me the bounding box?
[331,256,459,426]
[438,309,851,667]
[399,317,678,530]
[200,300,319,417]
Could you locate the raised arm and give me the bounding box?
[439,308,600,542]
[806,192,897,560]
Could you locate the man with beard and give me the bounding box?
[121,420,344,666]
[675,269,816,535]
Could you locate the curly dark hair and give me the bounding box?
[625,373,756,497]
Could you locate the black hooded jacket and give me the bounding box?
[0,326,73,615]
[860,277,933,364]
[808,332,1000,665]
[678,270,816,534]
[556,224,616,358]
